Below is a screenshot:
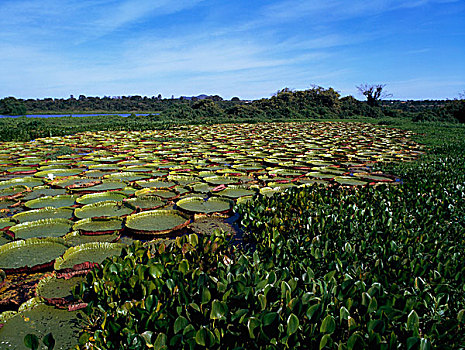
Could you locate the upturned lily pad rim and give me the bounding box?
[125,209,192,236]
[54,242,125,271]
[0,237,70,273]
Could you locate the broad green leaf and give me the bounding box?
[287,313,299,335]
[210,300,227,320]
[201,288,211,304]
[174,316,189,334]
[320,315,336,334]
[153,333,167,350]
[319,334,331,349]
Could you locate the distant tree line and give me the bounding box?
[1,86,464,123]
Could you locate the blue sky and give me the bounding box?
[0,0,464,100]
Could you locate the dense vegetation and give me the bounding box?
[72,122,465,349]
[1,87,464,129]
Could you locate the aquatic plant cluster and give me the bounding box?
[0,122,430,348]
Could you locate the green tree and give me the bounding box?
[0,97,27,115]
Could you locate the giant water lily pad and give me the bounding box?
[76,191,127,205]
[0,177,43,190]
[69,180,126,193]
[0,303,82,349]
[13,207,74,223]
[205,176,239,185]
[73,217,124,234]
[54,242,125,271]
[124,196,165,210]
[63,231,121,246]
[135,179,176,188]
[74,201,134,219]
[0,238,69,273]
[135,188,178,199]
[24,195,77,209]
[333,176,368,186]
[216,185,257,199]
[125,210,191,235]
[104,172,151,182]
[9,218,73,239]
[22,187,67,200]
[36,274,85,301]
[34,168,85,178]
[176,196,233,214]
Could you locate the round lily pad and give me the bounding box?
[0,177,43,190]
[24,194,77,209]
[76,191,127,205]
[63,231,121,246]
[73,217,124,235]
[135,188,178,199]
[0,238,69,273]
[216,185,256,199]
[34,168,85,178]
[74,201,134,219]
[22,187,67,200]
[54,242,125,271]
[205,176,239,185]
[36,274,85,301]
[135,179,176,188]
[13,207,74,223]
[0,303,83,349]
[69,180,126,193]
[176,196,233,214]
[124,196,165,210]
[334,176,368,186]
[9,218,73,239]
[125,210,191,235]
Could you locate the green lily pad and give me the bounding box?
[54,242,125,270]
[135,188,178,199]
[125,210,191,235]
[104,172,151,182]
[0,217,14,230]
[0,238,69,272]
[124,196,165,210]
[34,168,85,178]
[0,303,82,349]
[176,196,233,214]
[13,207,74,223]
[205,176,239,185]
[0,177,43,190]
[36,274,85,300]
[73,217,124,234]
[74,201,134,219]
[135,179,176,188]
[22,187,67,201]
[69,180,126,193]
[334,176,368,186]
[63,231,121,246]
[24,195,77,209]
[76,191,127,205]
[9,218,73,239]
[216,185,256,199]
